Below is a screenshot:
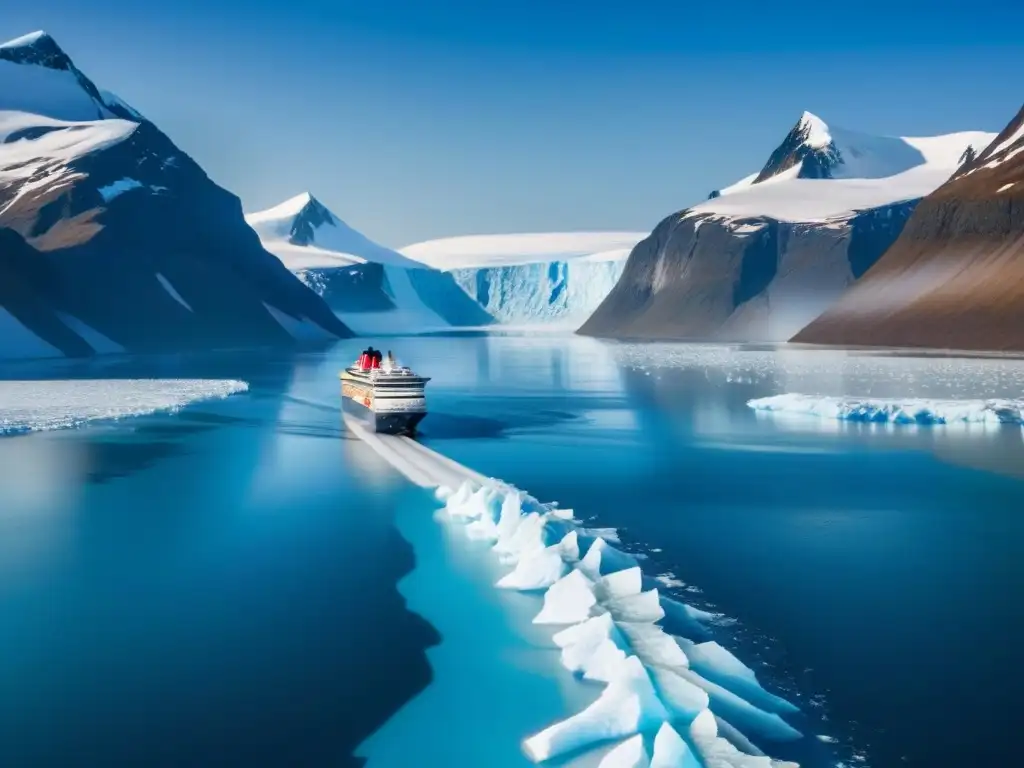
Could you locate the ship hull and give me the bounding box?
[340,371,428,436]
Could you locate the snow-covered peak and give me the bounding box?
[952,103,1024,185]
[0,30,142,123]
[798,111,832,148]
[696,111,998,223]
[246,194,426,269]
[0,30,49,51]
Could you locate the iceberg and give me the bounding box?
[534,569,598,625]
[495,544,568,590]
[580,536,640,580]
[748,393,1024,425]
[650,722,702,768]
[437,477,807,766]
[0,378,248,436]
[598,734,651,768]
[553,613,629,683]
[522,656,668,762]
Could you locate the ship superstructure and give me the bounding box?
[340,348,430,435]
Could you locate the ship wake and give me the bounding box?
[345,417,813,767]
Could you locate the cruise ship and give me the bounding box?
[340,348,430,435]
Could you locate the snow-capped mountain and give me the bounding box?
[246,193,492,334]
[0,31,350,360]
[400,232,646,326]
[794,101,1024,351]
[580,112,997,342]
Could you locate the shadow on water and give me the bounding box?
[0,345,445,768]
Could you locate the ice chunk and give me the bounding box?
[553,613,628,682]
[617,622,690,672]
[534,569,597,625]
[443,480,476,512]
[600,566,644,600]
[598,734,650,768]
[496,487,525,539]
[555,529,581,562]
[579,537,638,579]
[677,668,803,742]
[650,722,701,768]
[679,640,799,716]
[607,589,665,623]
[648,666,709,721]
[688,709,775,768]
[522,656,668,762]
[580,526,621,544]
[447,484,500,522]
[494,511,548,564]
[660,597,715,641]
[496,544,568,590]
[748,393,1024,425]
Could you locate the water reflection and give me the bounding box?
[610,341,1024,477]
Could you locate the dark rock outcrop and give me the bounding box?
[794,103,1024,351]
[578,202,914,342]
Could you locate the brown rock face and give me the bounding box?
[793,103,1024,351]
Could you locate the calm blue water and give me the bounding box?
[3,335,1024,768]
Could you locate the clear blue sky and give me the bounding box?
[4,1,1022,246]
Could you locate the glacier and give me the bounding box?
[0,379,248,436]
[400,232,646,326]
[748,393,1024,425]
[448,257,629,326]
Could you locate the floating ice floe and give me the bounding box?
[748,393,1024,425]
[436,478,806,767]
[0,378,249,436]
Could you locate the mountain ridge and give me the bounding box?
[579,111,995,342]
[0,30,352,360]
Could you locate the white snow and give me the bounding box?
[247,194,459,333]
[998,183,1016,192]
[0,31,48,50]
[0,32,115,123]
[748,393,1024,425]
[0,111,136,217]
[0,307,62,360]
[695,117,997,222]
[979,120,1024,164]
[246,192,425,269]
[401,232,647,270]
[0,378,248,436]
[799,111,832,149]
[97,177,143,202]
[155,273,193,312]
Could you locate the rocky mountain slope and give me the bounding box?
[579,112,995,341]
[400,232,645,325]
[793,103,1024,351]
[247,193,492,333]
[0,31,350,360]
